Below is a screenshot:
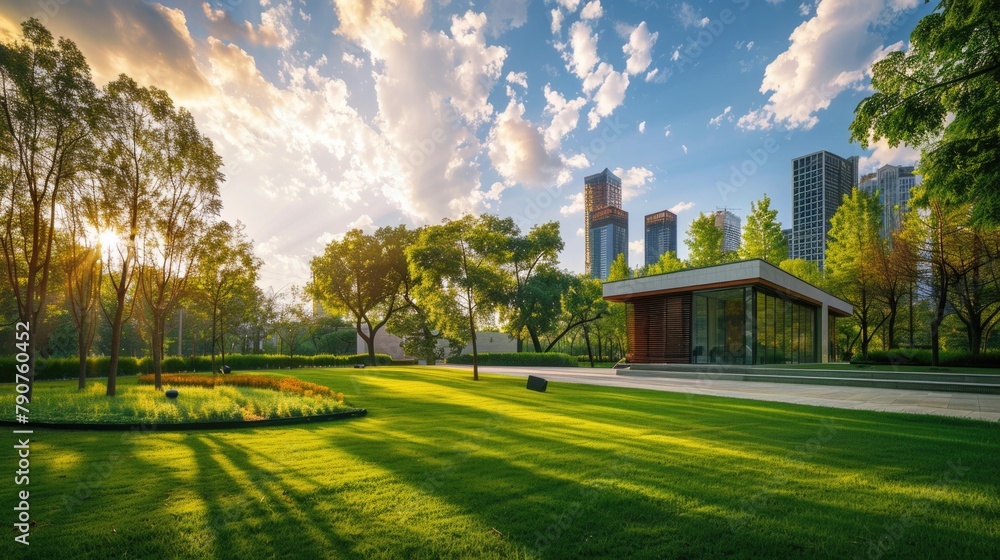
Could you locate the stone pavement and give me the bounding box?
[439,365,1000,422]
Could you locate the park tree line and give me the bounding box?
[0,19,272,396]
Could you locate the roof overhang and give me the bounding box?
[603,259,853,317]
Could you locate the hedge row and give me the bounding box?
[851,349,1000,368]
[447,352,577,367]
[0,353,392,384]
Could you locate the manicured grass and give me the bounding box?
[2,378,352,424]
[3,366,999,559]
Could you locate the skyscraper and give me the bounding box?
[713,210,742,253]
[877,164,920,238]
[584,168,622,273]
[590,206,628,280]
[791,151,858,269]
[857,165,920,238]
[644,210,678,266]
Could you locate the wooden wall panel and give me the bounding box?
[626,293,691,364]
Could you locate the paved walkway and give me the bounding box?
[439,365,1000,422]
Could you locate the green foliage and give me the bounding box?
[826,188,887,358]
[408,215,513,379]
[12,380,351,424]
[607,252,630,281]
[0,353,391,383]
[738,194,787,265]
[642,251,685,276]
[310,225,412,365]
[778,259,824,288]
[850,0,1000,226]
[685,212,734,267]
[446,352,577,367]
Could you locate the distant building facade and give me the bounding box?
[791,151,858,270]
[590,206,629,280]
[644,210,678,266]
[584,168,622,274]
[781,228,793,259]
[713,210,742,253]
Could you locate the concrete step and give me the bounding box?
[619,367,1000,394]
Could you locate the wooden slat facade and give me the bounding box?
[626,294,691,363]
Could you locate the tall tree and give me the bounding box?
[59,175,102,389]
[549,275,608,365]
[0,19,96,399]
[501,221,564,352]
[778,259,824,287]
[738,194,787,265]
[407,215,510,381]
[137,107,222,389]
[945,221,1000,355]
[192,221,260,373]
[826,188,887,359]
[643,251,685,276]
[685,213,732,268]
[309,225,411,366]
[850,0,1000,226]
[899,195,969,365]
[608,252,630,282]
[272,286,313,360]
[92,75,179,396]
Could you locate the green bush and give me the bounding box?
[0,353,392,383]
[852,349,1000,368]
[0,356,141,383]
[447,352,577,367]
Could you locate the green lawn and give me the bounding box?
[4,366,999,559]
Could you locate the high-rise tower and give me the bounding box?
[644,210,678,266]
[791,151,858,269]
[584,168,622,274]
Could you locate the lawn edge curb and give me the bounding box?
[0,408,368,431]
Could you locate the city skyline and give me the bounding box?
[0,0,934,291]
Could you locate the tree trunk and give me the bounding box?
[528,325,543,353]
[584,325,595,368]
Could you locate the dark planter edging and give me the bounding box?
[0,408,367,431]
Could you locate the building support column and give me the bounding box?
[820,303,829,363]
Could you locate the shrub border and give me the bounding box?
[0,408,367,431]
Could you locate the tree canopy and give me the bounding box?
[739,194,787,265]
[850,0,1000,226]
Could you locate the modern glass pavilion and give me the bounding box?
[603,260,853,364]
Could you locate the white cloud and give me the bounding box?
[565,21,600,79]
[682,144,689,154]
[557,0,581,11]
[487,0,529,35]
[737,0,919,131]
[347,214,375,231]
[342,52,363,67]
[669,201,696,214]
[613,166,655,201]
[678,3,710,28]
[580,0,604,20]
[622,21,658,76]
[857,138,921,174]
[587,69,629,129]
[639,121,646,133]
[543,85,587,151]
[201,0,297,49]
[629,239,644,258]
[551,8,564,35]
[664,125,672,137]
[746,41,755,50]
[487,99,564,188]
[560,191,585,216]
[576,227,585,237]
[708,106,733,127]
[644,68,665,82]
[506,71,528,88]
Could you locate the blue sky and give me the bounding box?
[0,0,931,292]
